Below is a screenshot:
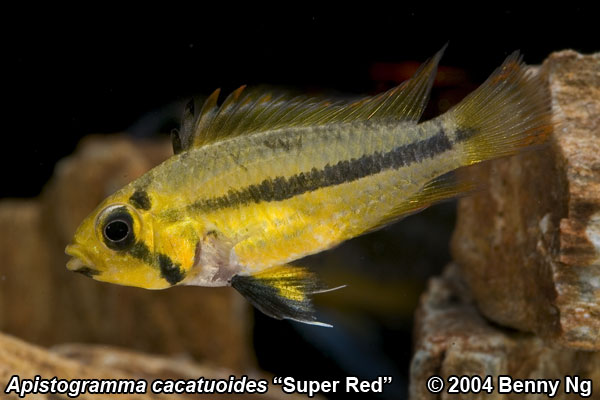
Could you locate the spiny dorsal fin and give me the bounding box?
[174,95,216,154]
[173,45,446,153]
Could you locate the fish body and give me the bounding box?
[66,47,552,325]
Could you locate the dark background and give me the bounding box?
[4,7,597,399]
[4,8,596,198]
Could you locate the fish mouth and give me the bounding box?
[65,244,100,277]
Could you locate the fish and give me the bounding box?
[65,46,552,326]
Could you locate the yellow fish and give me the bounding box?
[65,46,552,326]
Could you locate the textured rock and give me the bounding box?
[409,264,600,400]
[451,50,600,349]
[0,135,252,370]
[0,332,304,400]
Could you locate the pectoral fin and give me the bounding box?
[231,265,341,327]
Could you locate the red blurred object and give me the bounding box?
[370,61,476,115]
[370,61,469,87]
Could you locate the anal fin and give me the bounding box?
[231,265,340,327]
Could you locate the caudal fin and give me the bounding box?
[449,52,553,165]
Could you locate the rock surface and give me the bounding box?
[410,264,600,400]
[0,135,252,370]
[451,50,600,349]
[0,332,305,400]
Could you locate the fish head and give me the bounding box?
[65,189,172,290]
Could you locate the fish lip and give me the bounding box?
[72,266,101,278]
[65,244,96,275]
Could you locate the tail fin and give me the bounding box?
[449,52,553,165]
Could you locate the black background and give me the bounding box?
[4,7,598,400]
[4,7,596,198]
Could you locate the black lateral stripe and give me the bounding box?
[129,189,152,210]
[158,253,185,285]
[128,241,153,264]
[191,131,452,213]
[126,241,185,285]
[455,127,478,142]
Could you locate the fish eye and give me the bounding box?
[98,206,136,251]
[104,219,131,242]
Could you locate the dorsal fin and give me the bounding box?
[173,45,446,153]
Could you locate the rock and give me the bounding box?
[0,200,52,338]
[0,332,307,400]
[451,50,600,349]
[0,135,252,370]
[409,264,600,400]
